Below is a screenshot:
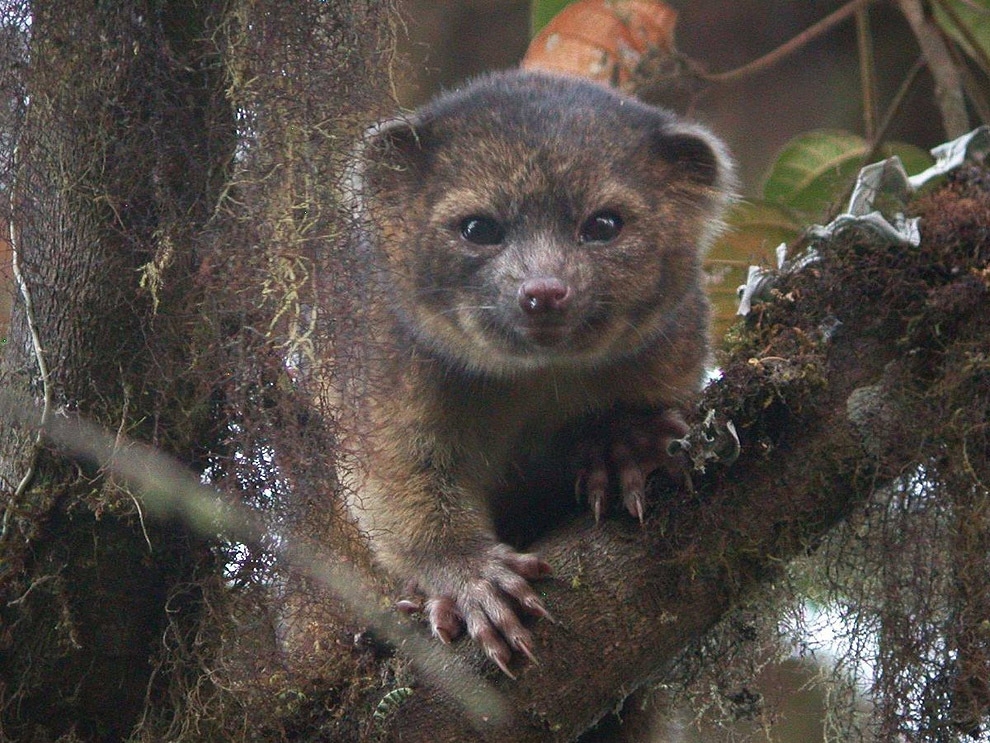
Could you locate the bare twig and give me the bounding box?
[897,0,970,137]
[6,571,60,607]
[702,0,875,84]
[954,53,990,125]
[2,143,53,542]
[863,55,927,165]
[934,4,990,125]
[856,6,878,140]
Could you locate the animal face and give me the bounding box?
[357,72,731,375]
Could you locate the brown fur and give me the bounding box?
[336,70,733,674]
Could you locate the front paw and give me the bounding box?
[396,543,552,678]
[574,409,690,523]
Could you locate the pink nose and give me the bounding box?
[518,277,572,315]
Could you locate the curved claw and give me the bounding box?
[405,543,552,677]
[395,598,422,614]
[574,408,693,523]
[489,648,516,680]
[514,635,539,665]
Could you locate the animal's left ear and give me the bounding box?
[648,125,733,193]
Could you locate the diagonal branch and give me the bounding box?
[897,0,970,137]
[701,0,875,84]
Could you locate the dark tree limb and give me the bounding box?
[376,343,876,742]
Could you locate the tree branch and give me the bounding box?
[856,6,878,139]
[6,143,52,507]
[897,0,970,137]
[702,0,874,84]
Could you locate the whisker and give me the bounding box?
[428,305,498,318]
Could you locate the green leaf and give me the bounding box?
[933,0,990,71]
[531,0,575,36]
[761,132,935,220]
[706,200,802,339]
[717,200,804,257]
[879,142,935,177]
[763,130,869,218]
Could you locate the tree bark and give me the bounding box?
[0,1,234,738]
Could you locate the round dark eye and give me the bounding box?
[579,211,624,244]
[459,216,505,246]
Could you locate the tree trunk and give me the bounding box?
[1,1,234,738]
[1,1,397,740]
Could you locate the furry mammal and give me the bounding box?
[340,70,733,675]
